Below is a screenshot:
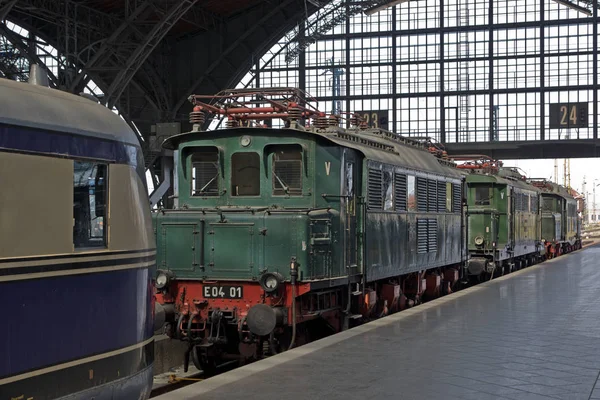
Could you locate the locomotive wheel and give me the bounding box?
[191,346,218,375]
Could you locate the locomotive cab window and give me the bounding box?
[232,152,260,196]
[73,161,107,248]
[474,186,491,206]
[191,148,219,196]
[271,145,303,196]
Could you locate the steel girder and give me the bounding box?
[170,0,326,121]
[0,0,18,21]
[0,24,59,86]
[105,0,199,109]
[4,0,181,133]
[2,0,334,143]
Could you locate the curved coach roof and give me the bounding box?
[163,126,463,178]
[0,78,139,146]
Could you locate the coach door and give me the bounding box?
[343,151,358,274]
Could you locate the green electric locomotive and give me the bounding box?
[152,89,466,371]
[152,89,582,371]
[458,160,544,277]
[528,179,581,257]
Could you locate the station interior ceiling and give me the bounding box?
[1,0,599,162]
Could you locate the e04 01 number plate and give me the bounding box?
[203,285,243,299]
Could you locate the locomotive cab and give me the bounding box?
[153,123,360,371]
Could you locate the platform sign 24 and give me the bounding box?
[549,102,588,129]
[356,110,389,130]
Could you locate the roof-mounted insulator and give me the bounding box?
[314,113,329,129]
[189,105,206,132]
[226,118,240,128]
[328,115,340,127]
[288,102,302,121]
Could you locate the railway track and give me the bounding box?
[150,360,238,398]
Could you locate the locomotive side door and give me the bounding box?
[342,150,358,275]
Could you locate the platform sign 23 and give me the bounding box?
[549,102,588,129]
[356,110,389,130]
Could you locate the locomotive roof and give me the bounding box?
[530,180,575,200]
[164,126,462,178]
[465,171,541,192]
[314,128,463,178]
[0,78,139,146]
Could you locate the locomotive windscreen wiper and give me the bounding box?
[196,174,218,194]
[274,172,289,193]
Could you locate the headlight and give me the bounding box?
[259,272,284,294]
[155,270,171,290]
[474,236,484,246]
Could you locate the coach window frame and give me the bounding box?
[73,160,108,249]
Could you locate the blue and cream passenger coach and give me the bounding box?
[0,76,156,399]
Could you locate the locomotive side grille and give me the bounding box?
[427,179,437,212]
[417,218,438,253]
[394,173,407,211]
[530,195,538,213]
[417,219,428,254]
[452,183,462,213]
[437,181,446,212]
[417,177,427,212]
[428,218,438,252]
[368,168,383,210]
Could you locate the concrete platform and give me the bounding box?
[155,245,600,400]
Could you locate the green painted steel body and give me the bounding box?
[464,170,541,274]
[153,130,344,283]
[153,126,466,286]
[539,187,578,245]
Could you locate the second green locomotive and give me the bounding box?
[460,161,544,277]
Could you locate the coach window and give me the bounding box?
[191,148,219,196]
[407,175,416,211]
[271,145,303,196]
[232,152,260,196]
[73,161,107,248]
